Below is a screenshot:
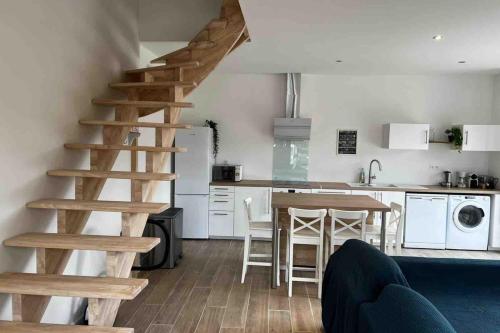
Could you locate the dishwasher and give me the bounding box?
[404,193,448,249]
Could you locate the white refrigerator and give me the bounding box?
[175,127,212,239]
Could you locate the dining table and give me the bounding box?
[271,192,391,288]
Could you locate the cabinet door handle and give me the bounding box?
[214,200,229,203]
[214,213,228,216]
[214,194,229,197]
[266,188,271,214]
[213,187,228,191]
[425,130,428,144]
[465,131,469,145]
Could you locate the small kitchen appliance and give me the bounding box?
[212,164,243,182]
[468,173,479,188]
[441,171,452,188]
[457,171,467,188]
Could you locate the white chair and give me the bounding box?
[241,198,281,285]
[325,209,369,263]
[365,202,404,254]
[286,207,326,298]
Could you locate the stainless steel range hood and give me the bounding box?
[274,73,311,140]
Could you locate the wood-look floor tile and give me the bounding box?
[145,267,185,305]
[207,266,236,307]
[290,282,316,332]
[269,310,292,333]
[220,328,245,333]
[221,276,251,329]
[269,283,290,311]
[171,287,211,333]
[115,271,164,326]
[245,273,269,333]
[196,241,230,287]
[146,324,173,333]
[194,306,225,333]
[306,283,324,332]
[126,304,161,333]
[153,271,201,325]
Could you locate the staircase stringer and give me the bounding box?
[88,87,183,327]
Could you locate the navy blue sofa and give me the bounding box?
[322,239,500,333]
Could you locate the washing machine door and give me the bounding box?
[453,201,485,232]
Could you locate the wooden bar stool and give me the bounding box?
[286,207,326,298]
[325,209,369,264]
[365,203,405,254]
[241,198,281,285]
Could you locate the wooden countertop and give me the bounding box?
[211,180,274,187]
[210,180,500,195]
[272,193,391,212]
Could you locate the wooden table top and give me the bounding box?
[271,192,391,212]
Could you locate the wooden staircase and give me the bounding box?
[0,0,249,331]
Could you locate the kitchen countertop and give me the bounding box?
[210,180,500,195]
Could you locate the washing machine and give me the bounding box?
[446,195,491,250]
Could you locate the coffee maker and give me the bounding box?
[441,171,452,188]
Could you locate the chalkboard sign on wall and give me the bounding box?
[337,129,358,155]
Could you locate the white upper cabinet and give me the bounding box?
[461,125,500,151]
[383,123,430,150]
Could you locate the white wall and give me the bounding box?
[182,74,286,179]
[139,0,220,41]
[301,75,494,185]
[488,75,500,179]
[0,0,139,324]
[164,72,495,186]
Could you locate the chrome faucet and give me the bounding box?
[368,159,382,185]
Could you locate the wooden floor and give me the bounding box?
[116,239,500,333]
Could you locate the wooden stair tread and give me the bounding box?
[0,273,147,300]
[79,120,192,129]
[47,169,176,181]
[64,143,187,153]
[26,199,169,214]
[0,321,133,333]
[92,98,193,108]
[4,233,160,253]
[109,81,197,90]
[125,61,200,74]
[151,47,191,64]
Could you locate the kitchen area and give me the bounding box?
[172,73,500,257]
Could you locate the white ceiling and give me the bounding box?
[215,0,500,74]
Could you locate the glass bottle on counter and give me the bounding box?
[359,168,366,184]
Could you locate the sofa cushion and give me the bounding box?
[395,256,500,333]
[322,239,409,333]
[359,284,457,333]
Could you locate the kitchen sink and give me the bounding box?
[347,183,398,189]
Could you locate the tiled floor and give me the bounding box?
[115,239,500,333]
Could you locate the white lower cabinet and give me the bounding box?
[209,211,234,237]
[351,190,405,225]
[234,186,272,237]
[209,186,235,238]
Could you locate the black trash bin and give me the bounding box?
[138,207,183,269]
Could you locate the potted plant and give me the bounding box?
[445,127,463,151]
[204,120,219,162]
